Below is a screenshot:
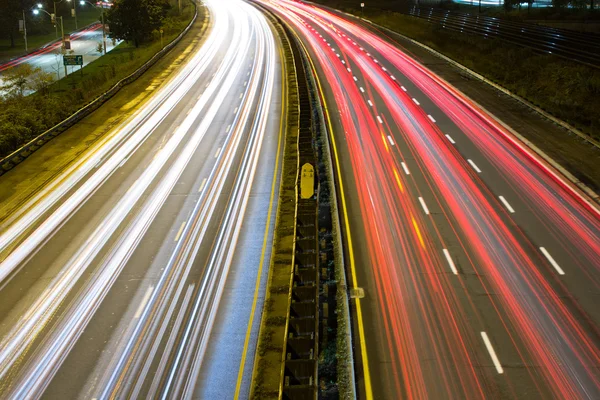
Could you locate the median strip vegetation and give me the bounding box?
[316,1,600,140]
[0,0,198,159]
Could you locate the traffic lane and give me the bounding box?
[195,46,283,399]
[319,19,600,398]
[42,3,277,396]
[324,6,600,305]
[0,4,250,394]
[276,2,600,396]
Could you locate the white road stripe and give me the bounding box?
[391,75,396,80]
[418,197,430,215]
[226,124,231,133]
[198,178,207,193]
[428,115,436,123]
[468,159,482,173]
[481,332,504,374]
[412,98,420,106]
[401,86,407,91]
[215,147,221,158]
[353,76,358,81]
[368,100,373,107]
[360,87,365,93]
[442,249,458,275]
[540,247,565,275]
[377,115,383,124]
[347,67,352,72]
[499,196,515,213]
[387,135,395,146]
[401,162,410,175]
[174,221,186,242]
[445,134,456,144]
[134,286,154,318]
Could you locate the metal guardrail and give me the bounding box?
[409,7,600,67]
[0,2,199,176]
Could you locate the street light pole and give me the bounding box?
[22,10,28,53]
[81,0,107,54]
[72,0,78,30]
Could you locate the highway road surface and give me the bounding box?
[0,0,281,398]
[0,24,117,94]
[264,1,600,398]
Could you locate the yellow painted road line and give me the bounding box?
[174,221,186,242]
[233,41,286,400]
[295,33,374,400]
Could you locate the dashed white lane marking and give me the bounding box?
[243,81,247,86]
[234,107,238,114]
[391,75,396,80]
[481,332,504,374]
[239,93,243,99]
[445,134,456,144]
[367,100,373,107]
[342,60,346,64]
[226,124,231,133]
[401,86,407,91]
[401,162,410,175]
[412,98,420,106]
[347,67,352,72]
[418,197,430,215]
[499,196,515,213]
[540,247,565,275]
[175,221,186,242]
[134,286,155,318]
[377,116,383,124]
[215,147,221,158]
[442,249,458,275]
[353,76,358,81]
[198,178,207,193]
[468,159,482,173]
[382,66,387,71]
[387,135,395,146]
[428,115,436,123]
[359,87,365,93]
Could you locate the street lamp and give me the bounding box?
[80,0,107,55]
[21,4,43,53]
[33,6,65,49]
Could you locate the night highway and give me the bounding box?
[262,1,600,398]
[0,0,281,397]
[0,0,599,398]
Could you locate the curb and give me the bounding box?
[0,1,200,176]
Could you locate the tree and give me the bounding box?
[1,64,39,97]
[0,0,36,48]
[106,0,170,48]
[29,69,55,95]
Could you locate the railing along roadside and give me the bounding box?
[0,1,199,176]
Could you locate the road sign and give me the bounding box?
[63,55,83,66]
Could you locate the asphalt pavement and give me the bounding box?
[264,1,600,398]
[0,0,282,398]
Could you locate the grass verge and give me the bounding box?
[315,1,600,140]
[0,1,197,159]
[250,10,299,400]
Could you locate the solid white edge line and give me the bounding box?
[481,332,504,374]
[468,159,482,173]
[134,286,155,319]
[499,196,515,213]
[540,247,565,275]
[401,162,410,175]
[418,197,430,215]
[442,249,458,275]
[428,114,436,123]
